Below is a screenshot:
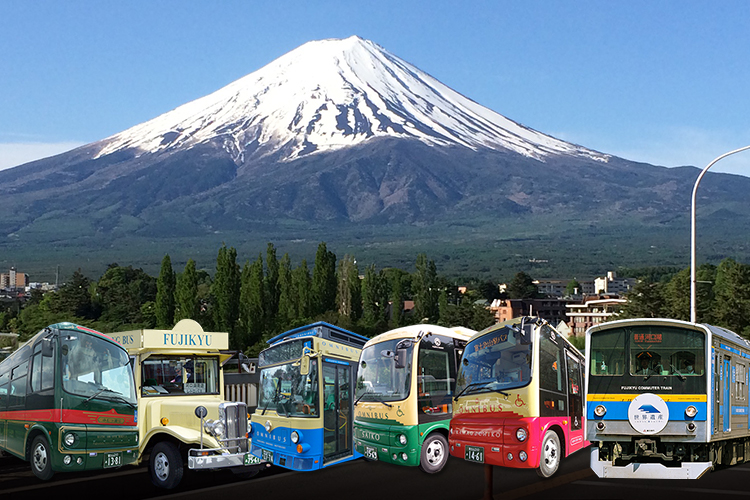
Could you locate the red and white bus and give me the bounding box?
[449,317,588,477]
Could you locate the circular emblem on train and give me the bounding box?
[628,393,669,435]
[434,338,441,347]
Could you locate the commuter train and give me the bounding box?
[586,317,750,478]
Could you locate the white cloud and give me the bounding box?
[0,142,85,170]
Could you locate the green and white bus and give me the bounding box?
[353,324,475,473]
[0,322,139,480]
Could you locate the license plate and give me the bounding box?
[465,445,484,463]
[104,452,122,468]
[244,453,261,465]
[364,445,378,460]
[261,449,273,463]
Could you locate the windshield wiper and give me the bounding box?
[354,391,392,407]
[85,386,115,403]
[453,382,489,401]
[104,394,137,409]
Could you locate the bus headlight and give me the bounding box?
[398,434,407,445]
[204,419,225,438]
[63,455,72,465]
[594,405,607,417]
[519,451,528,462]
[291,430,301,444]
[516,428,527,442]
[685,406,698,418]
[64,433,76,447]
[265,420,273,433]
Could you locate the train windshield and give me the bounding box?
[61,331,136,404]
[455,325,532,397]
[355,339,414,403]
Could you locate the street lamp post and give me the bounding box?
[690,145,750,323]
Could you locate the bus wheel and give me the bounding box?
[536,430,561,478]
[150,441,184,489]
[419,433,449,473]
[30,436,54,480]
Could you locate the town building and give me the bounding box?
[489,298,570,326]
[566,296,627,337]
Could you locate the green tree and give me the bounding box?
[361,264,388,329]
[155,254,176,328]
[53,269,94,319]
[621,276,666,319]
[265,243,280,329]
[293,259,312,319]
[276,254,295,326]
[95,264,157,327]
[239,255,265,351]
[507,272,538,299]
[713,258,750,336]
[413,253,439,322]
[312,242,337,315]
[565,279,581,297]
[211,245,240,337]
[337,255,361,321]
[174,259,199,322]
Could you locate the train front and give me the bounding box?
[449,320,539,470]
[586,319,710,479]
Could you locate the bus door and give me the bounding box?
[565,351,584,434]
[323,360,352,461]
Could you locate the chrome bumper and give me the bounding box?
[188,449,265,470]
[590,447,712,479]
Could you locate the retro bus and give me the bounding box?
[250,322,369,471]
[108,319,268,489]
[0,322,139,480]
[586,318,750,479]
[449,317,588,477]
[353,324,475,473]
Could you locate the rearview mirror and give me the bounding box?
[300,354,310,376]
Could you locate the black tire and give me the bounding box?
[149,441,184,489]
[419,433,449,473]
[536,430,561,478]
[30,435,54,481]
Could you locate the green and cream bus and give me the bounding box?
[353,324,475,473]
[0,322,139,480]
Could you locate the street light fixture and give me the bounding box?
[690,145,750,323]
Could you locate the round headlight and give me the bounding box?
[64,433,76,446]
[265,420,273,433]
[519,450,528,462]
[685,405,698,418]
[516,428,527,442]
[594,405,607,417]
[398,434,407,445]
[63,455,72,465]
[291,431,300,444]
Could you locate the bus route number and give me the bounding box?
[364,446,378,461]
[465,445,484,464]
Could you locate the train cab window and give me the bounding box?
[589,329,625,376]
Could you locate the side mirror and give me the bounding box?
[519,318,533,345]
[395,349,407,369]
[300,354,310,376]
[41,338,54,357]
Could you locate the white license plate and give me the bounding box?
[104,452,122,468]
[364,446,378,460]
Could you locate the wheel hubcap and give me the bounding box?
[425,438,445,466]
[154,452,170,481]
[33,443,47,472]
[543,439,558,468]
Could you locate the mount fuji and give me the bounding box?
[2,36,749,277]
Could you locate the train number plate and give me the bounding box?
[261,449,273,463]
[104,452,122,468]
[465,445,484,463]
[364,446,378,461]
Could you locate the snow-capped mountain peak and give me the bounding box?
[95,36,608,163]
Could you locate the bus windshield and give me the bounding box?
[355,339,414,403]
[455,325,532,397]
[61,331,136,404]
[258,359,319,417]
[141,355,220,396]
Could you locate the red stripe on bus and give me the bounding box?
[0,408,136,426]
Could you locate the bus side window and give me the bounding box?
[0,370,9,409]
[9,360,28,408]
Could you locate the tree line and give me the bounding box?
[0,242,496,355]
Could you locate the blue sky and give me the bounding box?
[2,1,750,176]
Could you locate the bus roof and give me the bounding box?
[267,321,368,349]
[363,324,476,349]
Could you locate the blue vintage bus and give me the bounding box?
[250,322,368,471]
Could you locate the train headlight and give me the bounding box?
[64,433,76,447]
[398,434,407,445]
[291,430,300,444]
[596,421,606,431]
[594,405,607,417]
[516,428,527,442]
[685,405,698,418]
